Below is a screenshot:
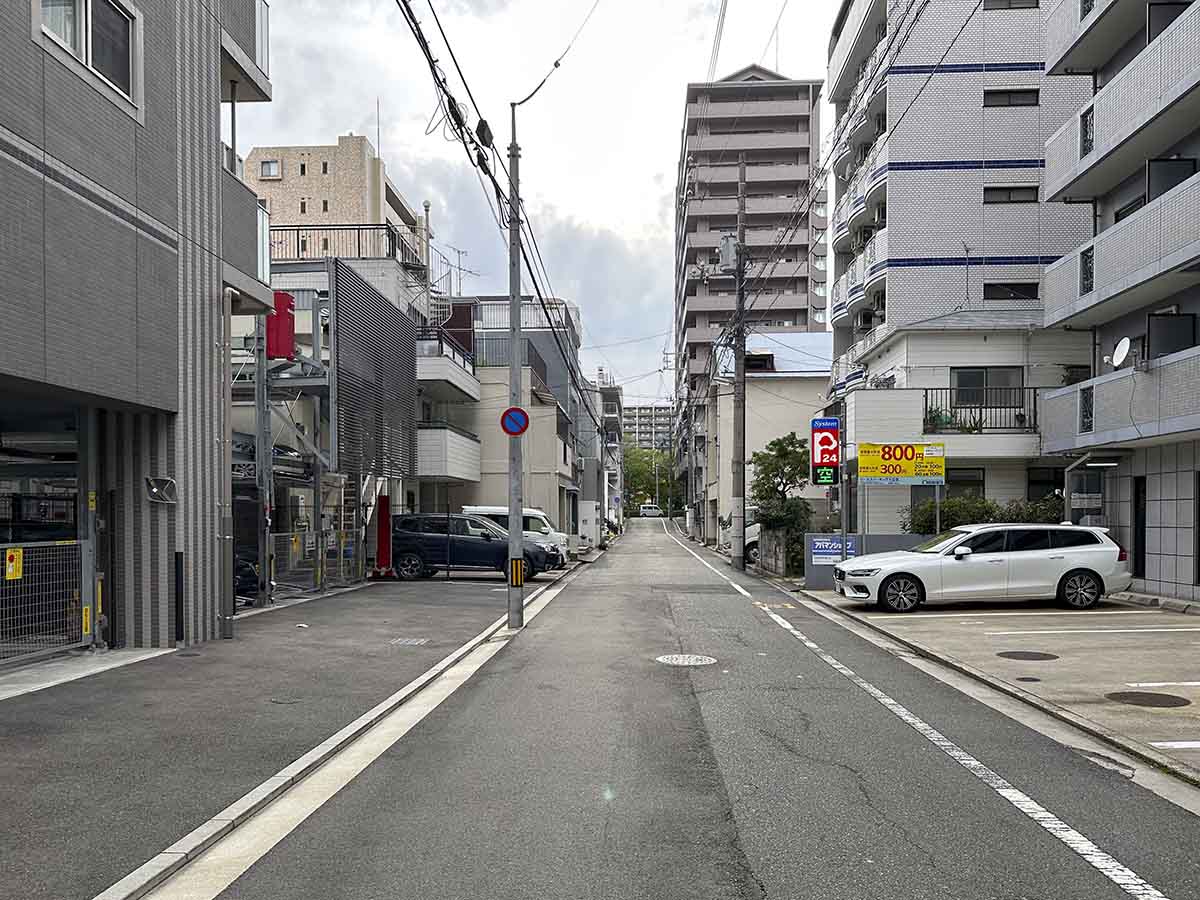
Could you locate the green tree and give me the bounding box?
[622,444,679,517]
[899,492,1064,534]
[749,433,813,573]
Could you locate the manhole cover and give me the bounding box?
[1016,676,1041,683]
[656,654,717,667]
[1105,691,1192,709]
[997,651,1060,661]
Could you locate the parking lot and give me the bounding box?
[805,591,1200,773]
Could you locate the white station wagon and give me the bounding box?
[834,523,1133,613]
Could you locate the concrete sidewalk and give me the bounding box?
[0,577,537,900]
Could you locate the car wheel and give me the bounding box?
[746,542,760,565]
[524,556,540,579]
[878,574,923,613]
[1059,569,1102,609]
[396,553,424,581]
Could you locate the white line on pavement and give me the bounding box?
[1150,741,1200,750]
[867,609,1161,620]
[986,628,1200,636]
[661,521,751,597]
[755,606,1173,900]
[1127,682,1200,688]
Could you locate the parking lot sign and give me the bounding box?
[811,417,841,486]
[859,443,946,485]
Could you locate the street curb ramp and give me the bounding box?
[92,565,586,900]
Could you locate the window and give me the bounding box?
[983,185,1039,203]
[962,530,1007,553]
[322,161,329,175]
[916,468,986,506]
[300,200,307,214]
[395,516,419,533]
[322,199,329,213]
[1147,158,1197,203]
[1114,195,1146,223]
[984,0,1038,7]
[983,89,1039,107]
[261,159,281,178]
[1052,529,1100,548]
[1008,529,1050,552]
[1080,106,1095,157]
[40,0,137,102]
[300,162,307,176]
[983,282,1039,301]
[1027,467,1064,501]
[1081,0,1096,18]
[320,238,329,251]
[951,367,1023,407]
[420,517,450,535]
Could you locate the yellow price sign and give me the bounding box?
[859,443,946,485]
[5,548,22,581]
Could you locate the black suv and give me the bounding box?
[392,514,553,581]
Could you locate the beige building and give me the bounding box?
[704,348,830,543]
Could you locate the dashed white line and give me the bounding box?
[1150,741,1200,750]
[755,606,1173,900]
[661,520,752,597]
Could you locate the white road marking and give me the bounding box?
[104,579,569,900]
[661,520,751,597]
[867,609,1161,620]
[1150,741,1200,750]
[755,606,1173,900]
[986,628,1200,636]
[1127,682,1200,688]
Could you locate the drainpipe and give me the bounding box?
[1063,453,1092,524]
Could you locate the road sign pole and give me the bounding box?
[507,104,524,630]
[840,422,848,563]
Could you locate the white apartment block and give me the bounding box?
[1038,0,1200,600]
[826,0,1094,531]
[623,405,673,450]
[673,65,827,538]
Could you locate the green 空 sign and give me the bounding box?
[813,465,839,486]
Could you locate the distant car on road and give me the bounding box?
[392,514,553,581]
[639,503,663,517]
[833,523,1132,613]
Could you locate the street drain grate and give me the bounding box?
[997,651,1060,661]
[656,654,717,667]
[1105,691,1192,709]
[389,637,430,646]
[1016,676,1041,683]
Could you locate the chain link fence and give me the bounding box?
[0,541,87,664]
[268,530,363,596]
[325,530,362,587]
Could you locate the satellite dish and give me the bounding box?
[1112,336,1132,368]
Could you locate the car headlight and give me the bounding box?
[848,568,880,577]
[536,542,556,552]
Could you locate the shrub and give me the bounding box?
[899,492,1064,534]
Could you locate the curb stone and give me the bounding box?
[1108,591,1200,616]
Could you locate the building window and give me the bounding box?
[40,0,138,101]
[1081,0,1095,19]
[322,161,329,175]
[1080,106,1095,157]
[983,282,1039,300]
[300,199,307,214]
[1115,195,1146,223]
[1080,246,1095,294]
[322,199,329,212]
[261,159,281,178]
[983,89,1039,107]
[951,367,1023,407]
[300,162,307,176]
[1079,385,1094,434]
[983,185,1039,204]
[256,0,269,75]
[321,238,329,251]
[1027,467,1063,501]
[911,469,985,506]
[984,0,1038,7]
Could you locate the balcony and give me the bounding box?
[687,195,805,217]
[828,0,884,103]
[831,274,850,325]
[1045,1,1200,202]
[849,322,895,363]
[417,422,481,483]
[692,163,810,186]
[603,403,620,420]
[221,166,272,306]
[1045,0,1143,77]
[1043,170,1200,327]
[687,98,810,119]
[844,388,1042,460]
[862,226,887,289]
[1041,344,1200,452]
[417,328,480,402]
[689,131,810,152]
[270,223,424,269]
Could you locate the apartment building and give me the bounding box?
[623,404,672,450]
[0,0,272,660]
[674,65,827,539]
[1038,0,1200,600]
[598,376,626,531]
[825,0,1095,531]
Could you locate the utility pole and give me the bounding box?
[254,316,273,608]
[507,103,525,630]
[731,153,747,572]
[450,245,469,296]
[654,454,660,508]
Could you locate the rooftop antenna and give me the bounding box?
[376,97,381,157]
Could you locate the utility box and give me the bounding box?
[267,292,296,360]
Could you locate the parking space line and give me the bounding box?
[1151,741,1200,750]
[1127,682,1200,688]
[986,627,1200,636]
[867,610,1160,621]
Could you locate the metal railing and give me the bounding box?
[270,530,363,594]
[270,224,424,268]
[923,388,1039,434]
[0,541,87,664]
[325,530,361,587]
[473,335,550,388]
[418,420,481,442]
[417,327,475,373]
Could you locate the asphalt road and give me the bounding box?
[170,521,1200,899]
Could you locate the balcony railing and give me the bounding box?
[473,335,550,390]
[923,388,1039,434]
[270,224,424,268]
[256,0,270,76]
[256,203,270,283]
[417,327,475,374]
[221,143,244,179]
[417,420,480,442]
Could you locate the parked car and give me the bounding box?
[391,514,553,581]
[833,523,1132,613]
[744,521,761,565]
[639,503,663,517]
[463,506,568,568]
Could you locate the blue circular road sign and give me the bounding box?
[501,406,530,436]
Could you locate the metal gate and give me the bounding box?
[0,540,90,665]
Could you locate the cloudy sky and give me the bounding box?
[239,0,840,401]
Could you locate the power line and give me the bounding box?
[517,0,605,105]
[581,330,672,350]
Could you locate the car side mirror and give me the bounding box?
[539,526,551,535]
[953,545,973,560]
[480,531,493,541]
